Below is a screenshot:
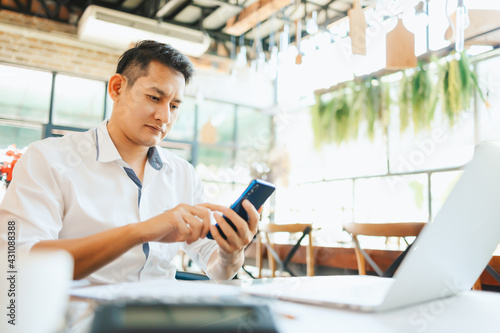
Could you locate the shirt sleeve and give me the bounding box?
[181,237,219,272]
[0,141,64,255]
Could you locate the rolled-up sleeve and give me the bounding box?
[181,237,219,272]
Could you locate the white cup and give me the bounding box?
[0,249,74,333]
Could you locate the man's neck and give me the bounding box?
[106,121,149,181]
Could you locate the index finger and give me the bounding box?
[198,202,227,213]
[242,199,260,232]
[183,204,211,238]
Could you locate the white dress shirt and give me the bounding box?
[0,120,218,284]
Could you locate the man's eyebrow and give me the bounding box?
[147,87,183,103]
[148,87,166,96]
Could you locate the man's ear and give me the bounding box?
[108,74,126,102]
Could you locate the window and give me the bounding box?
[105,90,113,119]
[197,100,235,145]
[354,174,428,223]
[196,146,234,182]
[0,64,52,123]
[274,180,353,245]
[477,56,500,142]
[237,106,272,150]
[388,102,475,173]
[0,122,43,149]
[203,181,241,205]
[168,97,196,142]
[272,47,500,247]
[430,171,463,220]
[52,74,106,128]
[276,109,387,184]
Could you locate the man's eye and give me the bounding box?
[149,95,160,102]
[171,104,179,111]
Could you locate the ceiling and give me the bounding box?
[0,0,377,58]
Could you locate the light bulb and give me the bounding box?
[279,25,289,54]
[402,1,429,33]
[235,46,247,67]
[306,11,319,34]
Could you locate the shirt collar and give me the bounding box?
[147,145,163,171]
[95,120,165,171]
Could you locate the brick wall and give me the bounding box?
[0,10,121,80]
[0,10,275,108]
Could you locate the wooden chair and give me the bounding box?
[256,223,315,278]
[342,222,426,277]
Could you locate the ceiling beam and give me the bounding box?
[155,0,186,18]
[224,0,293,36]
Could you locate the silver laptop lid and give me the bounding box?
[379,142,500,311]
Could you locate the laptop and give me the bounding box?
[244,142,500,312]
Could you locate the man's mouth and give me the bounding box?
[147,125,165,133]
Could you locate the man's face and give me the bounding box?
[112,61,185,148]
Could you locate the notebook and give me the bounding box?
[244,142,500,312]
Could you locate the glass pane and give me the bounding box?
[53,74,105,128]
[195,146,234,181]
[0,64,52,123]
[277,110,387,183]
[477,56,500,142]
[160,146,191,163]
[234,149,266,184]
[388,100,475,173]
[354,174,429,223]
[0,123,43,149]
[430,170,463,220]
[237,106,272,150]
[197,100,234,144]
[105,89,113,119]
[202,181,240,205]
[168,96,196,142]
[274,180,353,245]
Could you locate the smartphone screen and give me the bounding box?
[207,179,275,240]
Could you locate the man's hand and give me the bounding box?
[141,204,211,244]
[200,200,260,256]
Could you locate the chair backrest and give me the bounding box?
[260,223,313,234]
[257,223,315,277]
[343,222,425,238]
[342,222,426,276]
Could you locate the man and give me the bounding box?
[0,40,260,283]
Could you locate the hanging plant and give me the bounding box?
[398,71,412,133]
[311,93,334,148]
[311,86,364,147]
[349,81,365,140]
[364,79,383,140]
[311,78,388,147]
[411,60,439,133]
[440,52,488,124]
[311,51,488,148]
[440,55,462,123]
[398,63,438,133]
[329,89,352,145]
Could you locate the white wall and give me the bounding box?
[186,68,276,109]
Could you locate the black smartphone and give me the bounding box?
[206,179,276,240]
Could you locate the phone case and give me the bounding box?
[207,179,275,240]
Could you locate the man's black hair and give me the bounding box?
[116,40,195,87]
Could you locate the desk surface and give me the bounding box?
[67,278,500,333]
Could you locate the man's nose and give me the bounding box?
[155,105,171,124]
